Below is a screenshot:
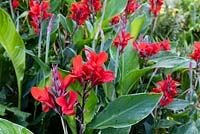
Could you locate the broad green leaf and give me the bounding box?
[73,27,84,44]
[59,14,73,33]
[131,14,146,41]
[165,99,191,111]
[65,115,77,134]
[88,93,162,129]
[172,121,199,134]
[0,104,31,126]
[103,0,128,22]
[140,3,153,34]
[118,68,152,95]
[149,51,196,70]
[85,90,98,124]
[101,127,131,134]
[0,118,33,134]
[50,0,61,13]
[119,43,139,81]
[156,119,181,128]
[0,8,25,109]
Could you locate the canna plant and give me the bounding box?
[0,0,200,134]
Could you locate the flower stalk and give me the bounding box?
[9,0,15,20]
[45,15,55,63]
[60,116,68,134]
[38,23,43,57]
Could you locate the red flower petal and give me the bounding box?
[96,52,108,66]
[31,87,49,102]
[68,90,78,109]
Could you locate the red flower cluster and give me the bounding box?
[149,0,163,17]
[160,39,171,51]
[110,15,121,25]
[31,65,77,115]
[69,2,90,25]
[125,0,140,15]
[189,42,200,62]
[133,39,171,58]
[70,50,115,87]
[152,74,178,106]
[113,31,133,53]
[29,0,52,34]
[12,0,19,9]
[83,0,102,13]
[69,0,102,25]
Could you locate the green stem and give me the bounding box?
[114,46,120,98]
[17,83,21,110]
[16,11,19,32]
[45,16,54,63]
[146,68,159,92]
[114,46,120,81]
[38,23,43,58]
[92,0,107,51]
[9,0,15,20]
[60,116,68,134]
[151,17,157,35]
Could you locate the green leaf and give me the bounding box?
[165,99,191,111]
[65,115,77,134]
[101,127,131,134]
[64,0,75,5]
[42,14,60,35]
[23,49,50,78]
[0,104,6,116]
[149,51,195,70]
[0,8,25,109]
[0,118,33,134]
[119,43,139,83]
[85,90,98,124]
[156,119,181,128]
[130,14,146,41]
[59,14,73,33]
[50,0,61,13]
[172,121,199,134]
[103,0,128,22]
[118,68,152,95]
[88,93,162,129]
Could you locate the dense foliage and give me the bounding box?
[0,0,200,134]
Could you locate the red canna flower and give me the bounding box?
[125,0,140,15]
[149,0,163,17]
[189,42,200,62]
[56,90,78,116]
[31,65,77,115]
[110,15,121,25]
[133,41,161,58]
[31,86,55,112]
[152,74,178,106]
[71,50,115,87]
[83,0,102,13]
[12,0,19,9]
[160,39,171,51]
[84,50,115,86]
[69,2,90,25]
[113,31,133,53]
[29,0,52,34]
